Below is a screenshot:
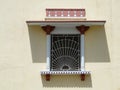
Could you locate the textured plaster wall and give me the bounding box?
[0,0,119,90]
[111,0,120,90]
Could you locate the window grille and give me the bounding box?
[51,34,81,71]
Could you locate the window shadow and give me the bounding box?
[27,25,46,63]
[41,74,92,88]
[85,25,110,62]
[27,25,110,63]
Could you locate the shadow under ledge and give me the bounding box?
[41,71,92,88]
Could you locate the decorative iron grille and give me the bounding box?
[51,34,81,71]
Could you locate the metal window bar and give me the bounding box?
[51,34,81,71]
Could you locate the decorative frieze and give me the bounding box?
[46,9,85,17]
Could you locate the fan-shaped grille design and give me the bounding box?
[51,34,80,71]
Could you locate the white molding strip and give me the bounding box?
[46,35,51,71]
[81,35,85,71]
[26,20,106,26]
[40,71,90,75]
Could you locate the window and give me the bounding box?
[50,34,81,71]
[27,8,106,81]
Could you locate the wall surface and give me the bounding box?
[0,0,120,90]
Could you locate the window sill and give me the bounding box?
[40,71,90,81]
[41,71,90,75]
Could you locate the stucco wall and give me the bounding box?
[0,0,119,90]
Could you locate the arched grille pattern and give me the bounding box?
[51,34,80,71]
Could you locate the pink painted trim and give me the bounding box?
[46,8,85,17]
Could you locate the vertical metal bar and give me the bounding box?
[65,35,66,56]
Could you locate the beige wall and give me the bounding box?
[0,0,120,90]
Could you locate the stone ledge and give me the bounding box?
[40,71,90,75]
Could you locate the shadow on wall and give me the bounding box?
[41,74,92,88]
[85,25,110,62]
[28,25,46,63]
[27,25,110,63]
